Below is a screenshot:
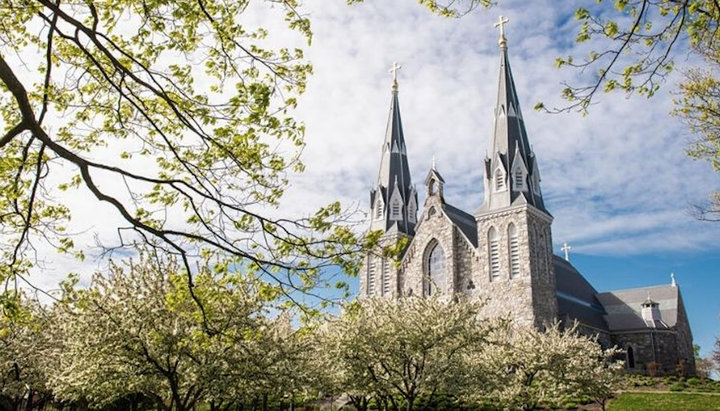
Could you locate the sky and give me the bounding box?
[281,0,720,358]
[13,0,719,359]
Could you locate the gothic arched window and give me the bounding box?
[367,259,376,295]
[488,227,500,281]
[381,259,391,296]
[626,346,635,369]
[408,197,417,224]
[508,223,520,279]
[425,241,445,296]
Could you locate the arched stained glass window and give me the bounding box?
[426,241,445,296]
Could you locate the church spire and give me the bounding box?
[479,17,547,214]
[370,63,417,235]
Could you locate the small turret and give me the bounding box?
[641,294,664,328]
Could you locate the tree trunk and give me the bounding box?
[406,395,414,411]
[261,394,268,411]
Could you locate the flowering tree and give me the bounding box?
[48,251,298,411]
[472,322,624,411]
[0,296,54,411]
[315,297,500,411]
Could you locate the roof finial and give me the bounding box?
[561,242,572,261]
[493,15,510,48]
[389,62,402,91]
[671,272,677,287]
[432,155,437,170]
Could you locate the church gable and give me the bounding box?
[400,193,478,298]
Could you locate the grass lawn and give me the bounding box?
[608,392,720,410]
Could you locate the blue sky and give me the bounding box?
[17,0,719,359]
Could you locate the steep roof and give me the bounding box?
[370,80,417,235]
[553,256,608,331]
[478,29,547,215]
[444,203,478,247]
[597,285,679,331]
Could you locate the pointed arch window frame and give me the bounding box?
[407,194,417,224]
[626,345,636,369]
[424,240,446,297]
[488,227,501,281]
[508,223,520,279]
[511,160,528,193]
[367,257,377,295]
[374,196,384,220]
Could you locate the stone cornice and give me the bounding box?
[475,204,553,224]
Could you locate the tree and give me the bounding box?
[673,41,720,221]
[48,251,296,411]
[714,337,720,370]
[472,322,624,411]
[543,1,720,219]
[0,0,362,314]
[694,344,717,378]
[0,296,54,411]
[550,1,719,113]
[315,297,499,411]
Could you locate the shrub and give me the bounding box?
[669,382,688,392]
[646,362,661,377]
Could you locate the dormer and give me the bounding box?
[374,192,385,221]
[492,153,507,193]
[511,142,528,192]
[641,295,664,328]
[407,186,418,224]
[530,153,541,196]
[389,177,404,222]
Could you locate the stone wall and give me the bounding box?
[359,232,405,299]
[674,292,696,374]
[400,194,458,298]
[473,204,557,328]
[612,330,687,374]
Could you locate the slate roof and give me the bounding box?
[371,86,417,235]
[597,285,679,331]
[479,40,546,213]
[553,256,608,331]
[444,203,478,247]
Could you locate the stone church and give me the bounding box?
[358,25,695,375]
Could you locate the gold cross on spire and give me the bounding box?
[494,15,510,47]
[389,62,402,91]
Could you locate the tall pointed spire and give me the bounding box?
[370,63,417,235]
[479,18,548,214]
